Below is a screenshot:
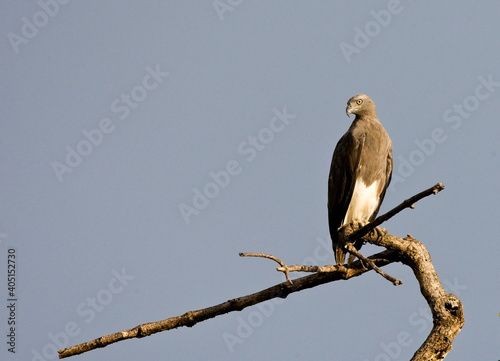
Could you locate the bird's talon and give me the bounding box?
[373,226,387,239]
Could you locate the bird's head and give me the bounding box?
[345,94,376,118]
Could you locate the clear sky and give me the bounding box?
[1,1,499,360]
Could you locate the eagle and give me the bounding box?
[328,94,393,265]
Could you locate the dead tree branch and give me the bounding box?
[58,183,463,360]
[345,243,402,285]
[362,231,464,360]
[347,182,444,242]
[239,252,292,283]
[265,243,402,286]
[58,250,398,359]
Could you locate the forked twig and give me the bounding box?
[345,244,402,285]
[239,252,292,284]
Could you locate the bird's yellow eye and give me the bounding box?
[356,99,363,105]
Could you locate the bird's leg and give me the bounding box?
[343,220,367,266]
[357,224,371,266]
[337,223,355,265]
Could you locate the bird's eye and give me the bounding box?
[356,99,363,105]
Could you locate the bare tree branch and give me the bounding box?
[345,243,402,285]
[239,252,292,283]
[267,242,402,286]
[58,183,463,360]
[276,264,340,273]
[58,250,398,359]
[362,233,464,360]
[347,182,444,242]
[249,184,444,286]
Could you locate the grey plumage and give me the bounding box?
[328,94,393,265]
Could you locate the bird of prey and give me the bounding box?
[328,94,393,265]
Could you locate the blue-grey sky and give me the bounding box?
[1,1,499,360]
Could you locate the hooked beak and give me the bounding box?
[346,105,352,118]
